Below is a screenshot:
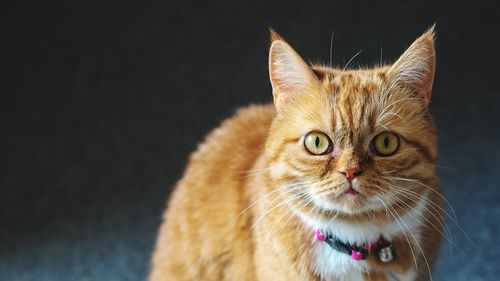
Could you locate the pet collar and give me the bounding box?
[315,229,395,262]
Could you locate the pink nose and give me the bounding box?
[341,168,362,182]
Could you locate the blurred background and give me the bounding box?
[1,0,499,280]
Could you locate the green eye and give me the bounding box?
[304,132,332,155]
[371,132,400,156]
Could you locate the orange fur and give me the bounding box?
[149,27,443,281]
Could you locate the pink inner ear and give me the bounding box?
[269,40,319,110]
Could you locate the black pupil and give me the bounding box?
[315,136,320,147]
[383,136,389,147]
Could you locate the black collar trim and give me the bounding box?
[316,229,394,261]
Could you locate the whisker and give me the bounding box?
[382,176,465,252]
[384,176,475,246]
[343,50,362,73]
[379,45,383,67]
[375,196,419,270]
[384,180,454,225]
[383,176,457,221]
[390,188,462,256]
[250,181,317,231]
[275,193,316,237]
[385,198,434,281]
[388,186,453,240]
[238,167,272,178]
[269,192,312,235]
[386,189,457,253]
[251,193,299,231]
[329,30,335,67]
[238,180,315,217]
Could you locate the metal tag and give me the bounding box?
[378,245,395,263]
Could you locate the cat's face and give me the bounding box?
[265,29,437,218]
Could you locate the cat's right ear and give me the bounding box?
[268,29,319,111]
[387,26,436,106]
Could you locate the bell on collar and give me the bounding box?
[378,245,395,263]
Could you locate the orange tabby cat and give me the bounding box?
[149,26,443,281]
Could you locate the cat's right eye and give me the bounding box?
[304,131,332,155]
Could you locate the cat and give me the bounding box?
[149,26,444,281]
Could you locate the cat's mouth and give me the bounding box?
[336,181,365,199]
[344,187,359,196]
[307,183,379,215]
[343,182,361,196]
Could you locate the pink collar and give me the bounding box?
[315,229,395,262]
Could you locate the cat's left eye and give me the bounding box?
[371,132,400,156]
[304,131,332,155]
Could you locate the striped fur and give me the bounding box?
[149,27,443,281]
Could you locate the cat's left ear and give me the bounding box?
[387,25,436,106]
[268,29,319,111]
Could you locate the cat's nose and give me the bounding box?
[340,168,362,182]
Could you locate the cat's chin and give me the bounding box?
[308,192,383,216]
[334,196,376,215]
[293,205,382,230]
[326,202,377,216]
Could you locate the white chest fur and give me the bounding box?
[297,194,428,281]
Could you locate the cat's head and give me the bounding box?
[265,27,438,218]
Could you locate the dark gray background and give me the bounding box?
[1,1,499,280]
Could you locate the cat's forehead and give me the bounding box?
[310,66,392,146]
[312,65,389,92]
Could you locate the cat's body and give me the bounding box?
[149,28,443,281]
